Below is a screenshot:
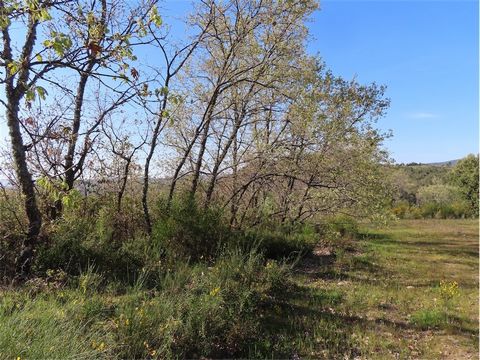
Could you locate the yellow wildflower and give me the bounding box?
[209,287,221,296]
[440,280,459,300]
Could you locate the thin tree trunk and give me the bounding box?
[64,0,106,195]
[204,118,241,207]
[190,91,219,198]
[142,77,170,234]
[281,176,295,223]
[229,134,239,227]
[117,155,133,212]
[64,65,95,191]
[294,175,313,223]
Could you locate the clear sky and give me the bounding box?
[310,0,478,163]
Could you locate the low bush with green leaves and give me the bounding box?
[392,201,471,219]
[315,215,360,244]
[242,223,318,260]
[152,197,231,262]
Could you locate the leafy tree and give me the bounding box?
[416,184,463,206]
[449,154,479,216]
[0,0,158,273]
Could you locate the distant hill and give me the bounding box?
[424,159,459,167]
[397,159,460,167]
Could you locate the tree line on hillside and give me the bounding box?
[390,154,479,219]
[1,0,391,278]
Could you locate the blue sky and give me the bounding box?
[310,0,478,163]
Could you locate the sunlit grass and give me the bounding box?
[286,219,479,358]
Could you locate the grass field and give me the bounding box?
[264,219,479,359]
[1,219,478,359]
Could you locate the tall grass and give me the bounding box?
[0,248,292,359]
[0,194,364,358]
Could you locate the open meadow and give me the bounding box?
[278,219,479,359]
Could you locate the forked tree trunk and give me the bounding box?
[142,78,170,235]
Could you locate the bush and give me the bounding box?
[318,215,360,242]
[112,248,291,358]
[0,248,292,359]
[416,184,463,206]
[242,224,317,260]
[392,200,410,219]
[410,308,447,329]
[152,197,232,263]
[34,207,148,283]
[391,201,471,220]
[0,191,28,282]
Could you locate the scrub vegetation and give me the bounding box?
[0,1,477,359]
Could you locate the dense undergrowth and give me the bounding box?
[0,194,360,359]
[391,200,473,220]
[1,250,291,359]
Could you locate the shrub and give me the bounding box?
[416,184,463,206]
[242,224,317,260]
[410,308,447,329]
[34,208,147,283]
[319,215,360,242]
[111,248,291,358]
[1,246,292,359]
[392,200,410,219]
[152,197,231,263]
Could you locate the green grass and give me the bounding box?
[1,219,478,359]
[0,249,292,359]
[273,219,479,359]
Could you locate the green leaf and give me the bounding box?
[36,86,48,100]
[0,15,11,29]
[39,8,52,22]
[149,5,162,27]
[6,61,19,75]
[25,88,36,102]
[44,32,72,57]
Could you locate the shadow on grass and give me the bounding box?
[259,226,479,358]
[296,244,387,281]
[370,237,478,258]
[254,284,360,358]
[258,282,479,358]
[254,280,426,359]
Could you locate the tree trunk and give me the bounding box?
[142,78,170,234]
[190,93,218,198]
[204,119,241,207]
[6,96,42,276]
[64,69,93,191]
[2,12,42,276]
[229,134,239,227]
